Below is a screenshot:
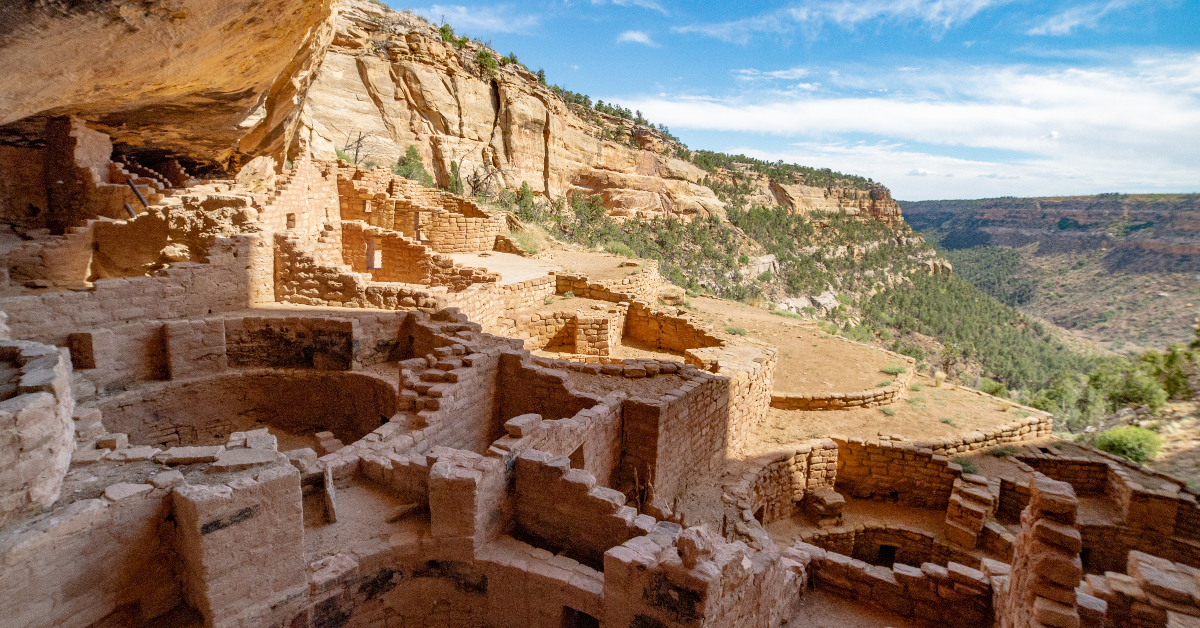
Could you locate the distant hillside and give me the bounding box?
[902,194,1200,353]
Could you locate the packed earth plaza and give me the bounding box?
[2,2,1200,627]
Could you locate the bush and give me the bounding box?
[882,365,906,376]
[987,446,1018,458]
[981,378,1010,399]
[953,457,978,474]
[475,49,497,75]
[758,271,772,282]
[725,327,747,336]
[604,241,635,257]
[1094,426,1162,463]
[392,145,435,187]
[881,407,896,417]
[738,255,750,265]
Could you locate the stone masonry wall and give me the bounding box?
[795,541,996,627]
[723,440,839,526]
[173,464,306,628]
[833,437,963,510]
[514,449,653,570]
[0,487,181,628]
[0,341,76,527]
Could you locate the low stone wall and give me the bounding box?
[913,410,1053,455]
[94,369,396,448]
[833,437,963,510]
[0,340,76,527]
[342,220,500,290]
[722,441,838,525]
[492,234,531,257]
[771,339,915,410]
[798,525,981,570]
[793,542,994,627]
[1082,550,1200,627]
[0,485,181,628]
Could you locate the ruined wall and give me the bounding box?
[0,341,76,527]
[603,525,806,628]
[796,542,995,627]
[173,464,306,627]
[514,449,652,570]
[96,370,396,448]
[723,441,839,526]
[2,235,264,345]
[0,145,48,228]
[0,489,181,628]
[913,403,1053,456]
[833,438,963,510]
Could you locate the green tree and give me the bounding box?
[392,145,434,187]
[448,161,464,196]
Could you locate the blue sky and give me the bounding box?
[395,0,1200,200]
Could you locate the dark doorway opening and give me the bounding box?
[876,544,897,567]
[562,607,600,628]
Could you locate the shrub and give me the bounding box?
[543,297,553,305]
[563,291,575,298]
[881,365,907,376]
[953,457,978,474]
[987,446,1018,458]
[604,241,635,257]
[940,417,957,426]
[738,254,750,265]
[392,145,435,187]
[881,407,896,417]
[725,327,747,336]
[475,49,497,75]
[1094,426,1162,463]
[981,377,1009,399]
[758,271,772,282]
[511,231,539,254]
[877,380,892,387]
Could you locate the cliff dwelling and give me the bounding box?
[0,1,1196,628]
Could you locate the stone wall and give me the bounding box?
[95,370,396,448]
[1081,550,1198,628]
[0,341,76,527]
[722,441,839,525]
[833,437,963,510]
[798,525,981,570]
[173,464,306,627]
[771,338,915,410]
[1,235,264,346]
[914,410,1054,456]
[514,449,653,570]
[795,542,995,627]
[0,487,181,628]
[604,525,807,628]
[341,220,499,289]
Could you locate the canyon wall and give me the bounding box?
[902,194,1200,271]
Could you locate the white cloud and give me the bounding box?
[735,67,811,80]
[617,53,1200,199]
[414,4,539,33]
[674,0,1004,44]
[1027,1,1131,36]
[591,0,668,15]
[617,30,660,46]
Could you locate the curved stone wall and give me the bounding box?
[771,337,916,410]
[95,369,396,447]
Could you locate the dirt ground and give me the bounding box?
[684,296,905,395]
[767,495,948,549]
[788,590,925,628]
[537,250,648,282]
[751,376,1037,451]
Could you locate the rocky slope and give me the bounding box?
[904,194,1200,351]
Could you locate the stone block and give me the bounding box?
[104,482,154,502]
[97,433,128,450]
[155,446,225,465]
[206,448,287,473]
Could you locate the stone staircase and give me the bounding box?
[944,472,999,549]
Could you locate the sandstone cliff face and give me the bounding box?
[0,0,338,172]
[769,180,901,225]
[297,0,725,219]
